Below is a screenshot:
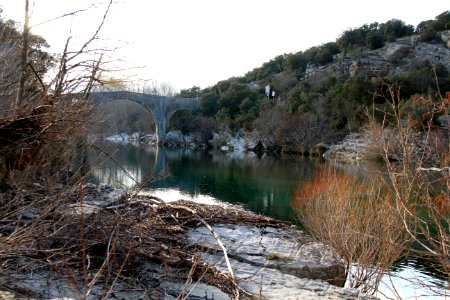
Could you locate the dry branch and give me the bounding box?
[15,0,30,110]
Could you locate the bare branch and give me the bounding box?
[15,0,30,110]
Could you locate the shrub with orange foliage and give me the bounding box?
[292,165,410,294]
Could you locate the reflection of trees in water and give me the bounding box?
[86,145,401,224]
[88,142,156,188]
[92,166,143,189]
[162,150,321,221]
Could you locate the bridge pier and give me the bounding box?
[154,115,168,144]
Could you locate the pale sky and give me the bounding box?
[1,0,449,91]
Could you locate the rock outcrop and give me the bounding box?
[323,133,369,163]
[163,130,208,149]
[209,130,258,153]
[323,127,449,167]
[304,31,450,82]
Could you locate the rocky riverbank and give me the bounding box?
[0,184,377,299]
[102,130,258,152]
[323,126,449,168]
[323,133,369,163]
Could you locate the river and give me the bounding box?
[87,142,448,299]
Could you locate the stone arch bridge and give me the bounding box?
[88,91,199,143]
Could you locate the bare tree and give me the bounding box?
[15,0,30,109]
[132,80,177,97]
[373,84,449,289]
[0,1,120,298]
[253,102,287,149]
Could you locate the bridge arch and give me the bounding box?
[88,91,200,143]
[93,97,157,134]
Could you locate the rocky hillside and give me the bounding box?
[304,30,450,82]
[174,15,450,153]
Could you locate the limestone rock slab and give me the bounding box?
[188,224,378,299]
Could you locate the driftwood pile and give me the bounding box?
[0,185,291,299]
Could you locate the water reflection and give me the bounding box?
[378,261,448,299]
[88,143,156,188]
[156,149,318,220]
[88,143,319,221]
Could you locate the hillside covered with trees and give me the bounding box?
[174,11,450,153]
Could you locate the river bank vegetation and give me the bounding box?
[0,2,449,298]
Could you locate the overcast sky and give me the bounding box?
[1,0,449,91]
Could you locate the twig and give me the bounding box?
[86,229,116,296]
[79,181,88,298]
[90,144,139,185]
[105,198,161,210]
[28,63,46,92]
[67,0,113,62]
[176,255,199,300]
[103,247,131,299]
[30,2,100,28]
